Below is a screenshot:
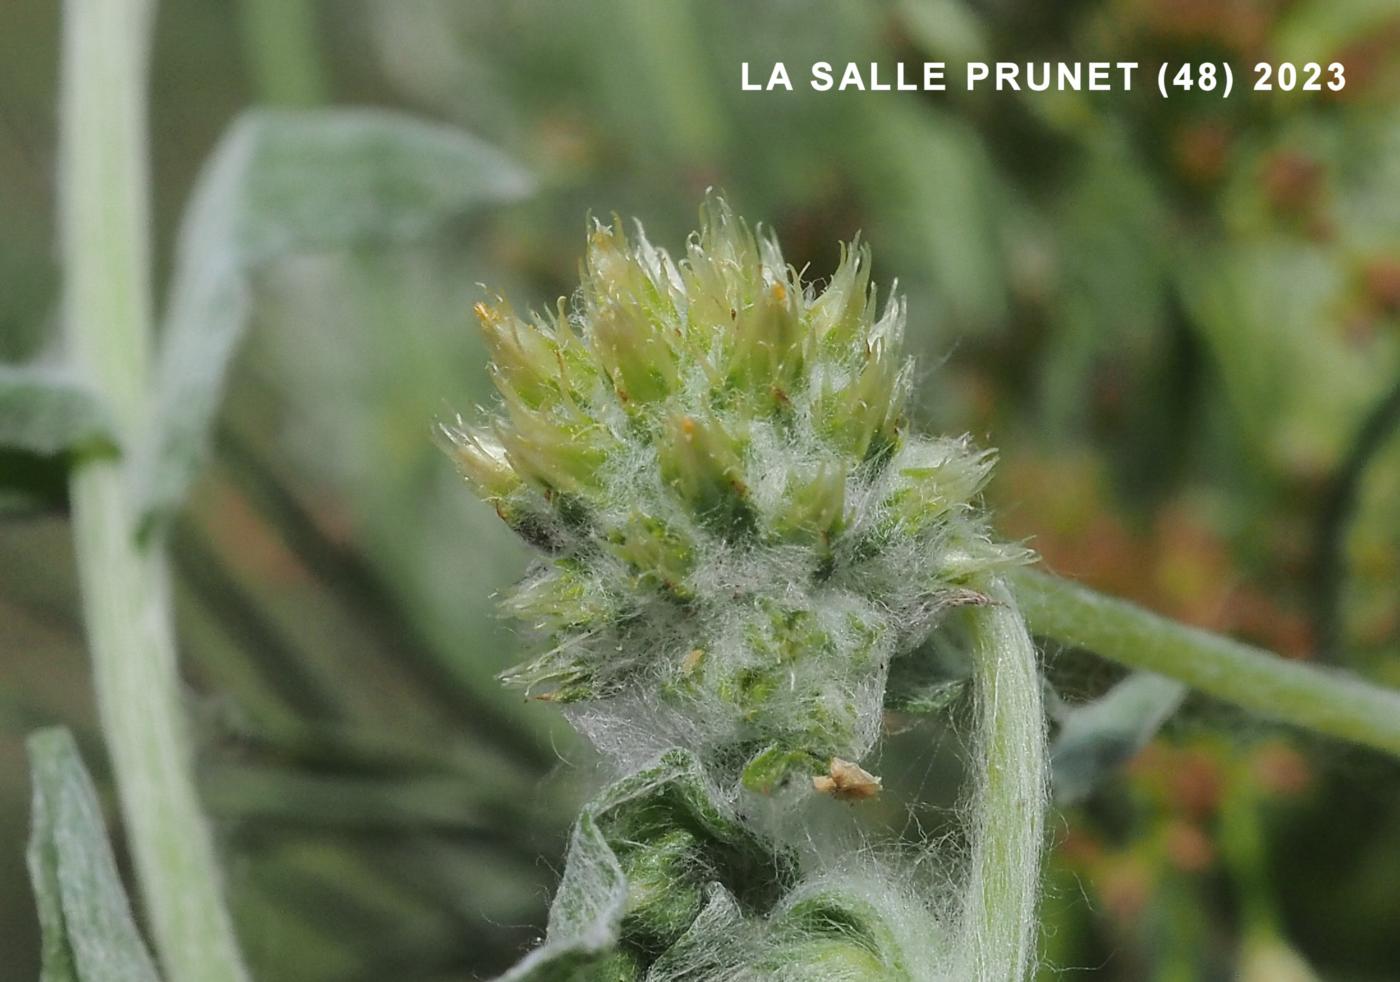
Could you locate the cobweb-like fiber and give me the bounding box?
[447,198,1049,981]
[443,196,1026,783]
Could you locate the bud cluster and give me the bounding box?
[443,197,1025,785]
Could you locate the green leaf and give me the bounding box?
[137,108,533,529]
[740,744,822,795]
[1050,672,1187,804]
[884,632,971,716]
[497,814,633,981]
[856,103,1009,329]
[26,727,163,982]
[766,886,918,979]
[644,885,744,980]
[497,750,788,980]
[0,365,117,514]
[0,365,117,457]
[894,0,988,64]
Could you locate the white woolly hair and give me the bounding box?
[449,198,1048,982]
[445,197,1028,781]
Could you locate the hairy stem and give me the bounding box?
[60,0,248,978]
[1011,568,1400,759]
[960,579,1047,982]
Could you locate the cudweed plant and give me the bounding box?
[444,199,1400,980]
[24,1,1400,979]
[443,198,1048,980]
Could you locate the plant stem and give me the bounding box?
[1011,568,1400,759]
[960,579,1047,982]
[59,0,248,979]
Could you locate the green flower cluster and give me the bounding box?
[443,198,1024,785]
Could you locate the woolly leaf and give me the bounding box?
[0,366,117,514]
[496,750,790,979]
[498,814,634,981]
[766,887,915,979]
[649,879,931,980]
[26,727,162,982]
[587,749,789,922]
[0,366,116,458]
[139,108,533,528]
[1051,672,1187,803]
[590,750,757,844]
[643,885,745,980]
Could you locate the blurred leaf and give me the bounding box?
[1274,0,1400,64]
[1050,672,1187,804]
[888,678,966,716]
[1041,130,1170,437]
[138,108,534,529]
[0,452,70,517]
[1238,933,1322,982]
[26,727,163,982]
[612,0,726,162]
[857,103,1009,329]
[0,365,117,514]
[895,0,988,64]
[0,365,116,458]
[1178,240,1375,468]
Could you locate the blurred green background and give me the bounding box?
[2,1,1398,979]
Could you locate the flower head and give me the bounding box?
[443,196,1025,782]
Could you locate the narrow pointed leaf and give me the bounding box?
[26,727,163,982]
[1050,672,1187,803]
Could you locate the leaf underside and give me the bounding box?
[137,107,533,528]
[1050,671,1187,804]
